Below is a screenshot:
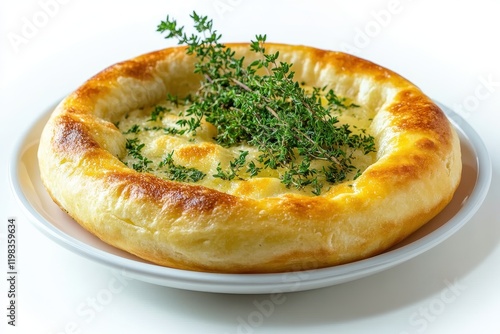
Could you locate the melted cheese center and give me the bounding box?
[118,100,376,199]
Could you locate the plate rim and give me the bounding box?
[8,100,492,294]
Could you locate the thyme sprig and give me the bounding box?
[154,12,375,194]
[125,138,153,173]
[159,151,206,183]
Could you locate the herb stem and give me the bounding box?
[154,12,376,194]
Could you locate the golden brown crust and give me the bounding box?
[38,44,462,273]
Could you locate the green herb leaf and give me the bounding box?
[155,12,376,194]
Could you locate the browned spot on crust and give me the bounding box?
[382,163,419,180]
[323,50,396,81]
[107,172,236,213]
[416,138,437,151]
[115,60,155,81]
[63,104,90,115]
[90,58,157,83]
[61,48,188,112]
[364,152,430,185]
[389,90,451,145]
[52,115,99,155]
[73,85,108,102]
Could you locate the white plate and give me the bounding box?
[9,100,491,294]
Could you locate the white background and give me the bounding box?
[1,0,499,333]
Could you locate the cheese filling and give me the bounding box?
[117,97,376,199]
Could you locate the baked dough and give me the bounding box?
[38,44,462,273]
